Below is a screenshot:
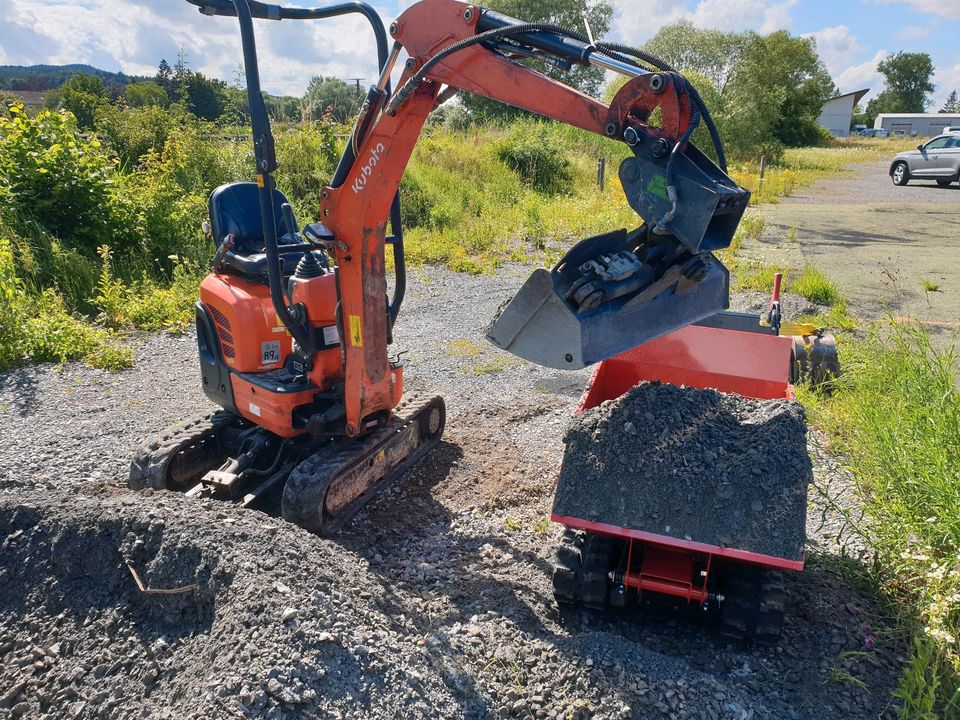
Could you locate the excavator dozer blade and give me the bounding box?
[487,229,730,370]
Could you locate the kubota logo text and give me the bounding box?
[351,143,385,194]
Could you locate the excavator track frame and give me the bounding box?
[281,394,445,535]
[129,396,445,533]
[129,411,251,491]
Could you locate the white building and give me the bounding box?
[874,113,960,136]
[818,89,869,137]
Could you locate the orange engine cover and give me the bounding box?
[200,273,293,373]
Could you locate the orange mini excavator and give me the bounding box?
[130,0,751,534]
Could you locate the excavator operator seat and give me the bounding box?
[208,182,313,277]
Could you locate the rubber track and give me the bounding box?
[720,566,786,642]
[281,394,443,535]
[552,530,611,610]
[129,411,241,491]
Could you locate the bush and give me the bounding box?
[1,216,98,311]
[495,120,573,194]
[0,238,24,369]
[95,103,177,169]
[274,121,341,220]
[125,126,250,269]
[94,245,200,332]
[0,104,127,255]
[0,237,130,371]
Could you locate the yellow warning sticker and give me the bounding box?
[349,314,363,347]
[256,174,264,188]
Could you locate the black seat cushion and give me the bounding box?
[209,181,291,254]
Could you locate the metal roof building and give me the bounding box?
[874,113,960,136]
[818,89,869,137]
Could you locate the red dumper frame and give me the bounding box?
[552,319,807,640]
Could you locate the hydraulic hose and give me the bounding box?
[595,41,726,171]
[385,19,727,171]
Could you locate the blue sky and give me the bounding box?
[1,0,958,107]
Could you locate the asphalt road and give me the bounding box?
[745,159,960,332]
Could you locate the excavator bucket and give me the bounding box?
[487,137,749,370]
[487,228,730,370]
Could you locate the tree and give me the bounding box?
[630,24,834,159]
[51,74,110,129]
[181,73,227,121]
[865,52,935,124]
[644,21,750,96]
[125,81,168,108]
[459,0,613,121]
[741,31,835,147]
[301,76,361,123]
[942,89,959,113]
[155,59,173,99]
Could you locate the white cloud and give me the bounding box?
[872,0,960,21]
[608,0,795,44]
[805,25,864,77]
[895,24,932,40]
[4,0,396,95]
[835,49,888,98]
[933,63,960,109]
[687,0,795,33]
[607,0,687,43]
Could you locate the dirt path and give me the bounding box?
[745,159,960,333]
[0,268,902,719]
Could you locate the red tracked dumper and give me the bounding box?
[550,315,821,641]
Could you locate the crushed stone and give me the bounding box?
[554,381,812,560]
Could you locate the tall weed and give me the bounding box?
[801,323,960,716]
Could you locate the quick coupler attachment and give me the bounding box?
[620,134,750,254]
[487,227,730,370]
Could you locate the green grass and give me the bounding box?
[792,266,844,306]
[799,322,960,717]
[922,279,941,293]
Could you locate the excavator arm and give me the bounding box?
[319,0,749,434]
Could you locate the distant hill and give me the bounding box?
[0,64,151,92]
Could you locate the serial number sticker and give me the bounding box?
[261,340,281,365]
[322,325,340,345]
[349,314,363,347]
[248,403,261,417]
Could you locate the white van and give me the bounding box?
[943,126,960,135]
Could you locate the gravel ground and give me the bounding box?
[554,382,811,560]
[0,266,903,719]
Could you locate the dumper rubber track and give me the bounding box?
[719,566,786,642]
[129,410,249,491]
[552,529,612,610]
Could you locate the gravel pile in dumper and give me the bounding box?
[554,381,812,560]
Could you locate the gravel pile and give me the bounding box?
[554,382,812,560]
[0,486,474,720]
